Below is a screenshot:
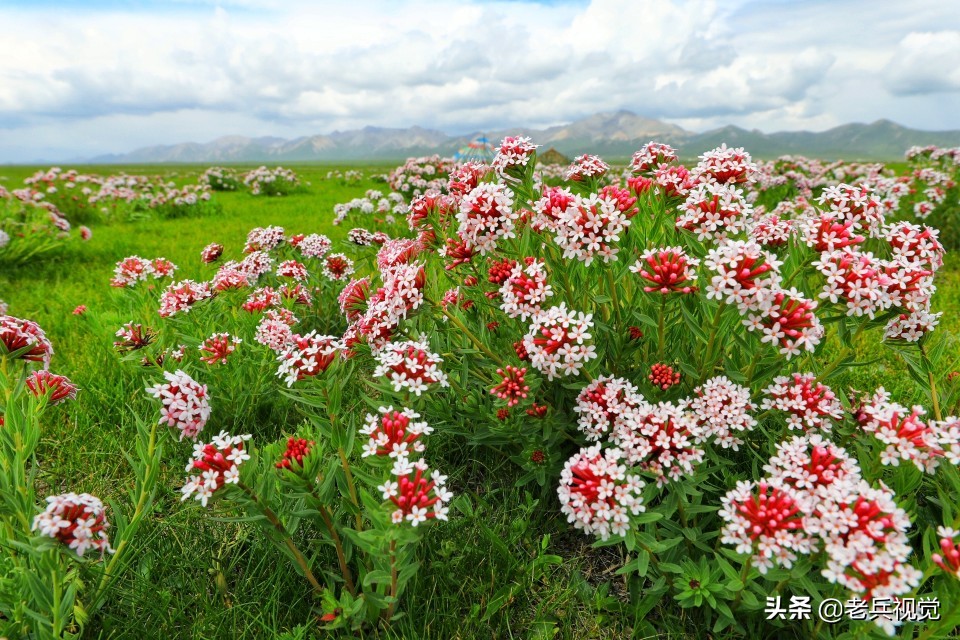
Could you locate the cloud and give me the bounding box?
[883,31,960,95]
[0,0,958,160]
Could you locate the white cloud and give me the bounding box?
[0,0,958,161]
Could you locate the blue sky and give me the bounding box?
[1,0,958,161]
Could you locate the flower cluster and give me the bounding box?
[25,370,78,405]
[32,492,113,557]
[499,258,553,319]
[522,304,597,381]
[761,374,843,432]
[372,339,450,395]
[199,333,241,365]
[180,431,252,506]
[0,314,53,368]
[630,247,699,294]
[361,406,433,458]
[146,369,211,440]
[158,280,214,317]
[557,444,645,540]
[276,332,343,387]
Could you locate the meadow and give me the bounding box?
[2,147,960,639]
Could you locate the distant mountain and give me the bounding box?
[89,111,960,164]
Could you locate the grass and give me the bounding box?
[2,164,960,639]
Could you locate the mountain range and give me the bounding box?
[89,111,960,164]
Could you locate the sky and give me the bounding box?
[1,0,959,161]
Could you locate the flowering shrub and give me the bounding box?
[242,166,302,196]
[0,186,79,266]
[0,316,161,637]
[85,139,960,636]
[198,166,242,191]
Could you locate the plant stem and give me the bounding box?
[731,556,753,610]
[919,343,943,421]
[701,302,727,381]
[309,489,355,595]
[337,447,366,534]
[436,304,506,367]
[606,269,621,327]
[383,539,399,622]
[238,482,324,595]
[657,296,666,360]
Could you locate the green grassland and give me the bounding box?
[1,164,959,639]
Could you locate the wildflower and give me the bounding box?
[612,401,705,483]
[655,164,695,198]
[554,192,633,266]
[25,370,77,405]
[628,326,644,341]
[522,304,597,381]
[276,332,343,387]
[932,526,960,579]
[492,136,539,177]
[761,374,842,432]
[631,142,678,175]
[744,288,824,358]
[276,260,309,281]
[763,434,861,507]
[377,238,423,270]
[527,403,548,418]
[212,265,250,291]
[531,186,576,233]
[361,407,432,458]
[490,366,530,407]
[298,234,333,259]
[111,256,152,287]
[146,369,211,441]
[337,277,370,322]
[114,322,156,352]
[719,480,811,574]
[180,431,252,507]
[201,243,224,263]
[322,253,355,281]
[380,459,452,526]
[693,144,757,185]
[150,258,178,279]
[32,492,112,557]
[704,240,782,311]
[884,308,942,342]
[0,315,53,368]
[199,333,241,365]
[817,184,885,236]
[242,287,280,313]
[648,363,681,390]
[565,154,609,181]
[276,437,314,470]
[158,280,214,318]
[244,226,285,253]
[500,259,553,320]
[631,247,699,294]
[456,182,517,255]
[676,182,752,241]
[440,238,475,270]
[72,305,86,316]
[372,339,449,396]
[684,376,756,449]
[447,161,488,197]
[859,396,942,473]
[237,250,274,280]
[79,226,92,241]
[574,375,643,441]
[883,222,944,272]
[278,283,313,306]
[557,444,645,541]
[750,213,795,247]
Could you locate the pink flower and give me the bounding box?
[146,369,211,441]
[379,458,452,526]
[684,376,755,450]
[322,253,355,281]
[276,260,309,281]
[25,370,77,405]
[199,333,241,365]
[522,304,597,381]
[630,247,699,294]
[456,182,517,255]
[0,315,53,368]
[276,332,343,387]
[361,406,432,458]
[180,431,251,507]
[631,142,678,175]
[677,182,752,241]
[761,374,843,432]
[32,492,112,557]
[158,280,214,318]
[72,305,87,316]
[693,144,757,185]
[565,154,609,182]
[372,339,449,396]
[201,243,223,263]
[558,444,645,540]
[499,259,553,320]
[490,365,530,407]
